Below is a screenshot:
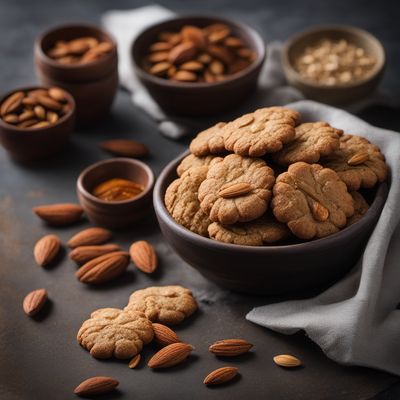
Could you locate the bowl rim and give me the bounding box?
[282,24,386,90]
[0,85,75,132]
[77,157,155,205]
[131,14,266,89]
[154,149,388,253]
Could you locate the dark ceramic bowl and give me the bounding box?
[77,158,154,229]
[282,25,385,105]
[154,151,388,295]
[0,86,75,162]
[34,24,118,124]
[131,15,266,116]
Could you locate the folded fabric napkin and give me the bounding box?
[102,5,396,140]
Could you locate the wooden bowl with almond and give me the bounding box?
[131,16,266,116]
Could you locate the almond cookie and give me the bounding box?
[208,215,290,246]
[124,286,198,325]
[272,162,354,239]
[223,107,300,157]
[347,191,369,226]
[189,122,227,156]
[198,154,275,225]
[323,135,388,191]
[273,122,343,165]
[165,166,211,236]
[176,153,218,177]
[77,308,153,359]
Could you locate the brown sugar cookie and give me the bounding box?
[272,162,354,239]
[124,286,198,325]
[176,153,218,177]
[77,308,153,359]
[347,191,369,226]
[223,107,300,157]
[273,122,343,165]
[189,122,227,156]
[323,134,388,191]
[165,166,211,236]
[208,215,290,246]
[198,154,275,225]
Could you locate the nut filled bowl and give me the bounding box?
[131,15,266,116]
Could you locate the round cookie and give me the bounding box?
[223,107,300,157]
[322,134,388,191]
[176,154,218,177]
[165,166,211,236]
[273,122,343,165]
[124,286,198,325]
[347,191,369,226]
[189,122,227,156]
[77,308,153,359]
[198,154,275,225]
[272,162,354,240]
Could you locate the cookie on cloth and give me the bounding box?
[198,154,275,225]
[272,162,354,239]
[347,191,369,226]
[189,122,227,156]
[176,153,218,177]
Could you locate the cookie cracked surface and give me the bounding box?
[125,285,198,325]
[189,122,227,156]
[272,162,354,239]
[198,154,275,225]
[176,154,218,177]
[77,308,153,359]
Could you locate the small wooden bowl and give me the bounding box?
[0,86,75,162]
[282,25,386,105]
[77,158,154,229]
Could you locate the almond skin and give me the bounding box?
[209,339,253,356]
[33,203,84,226]
[67,227,112,248]
[23,289,48,316]
[147,342,194,369]
[273,354,302,368]
[152,323,181,346]
[168,41,197,64]
[204,366,238,386]
[100,139,149,158]
[69,244,121,265]
[128,354,141,369]
[74,376,119,396]
[218,183,252,199]
[347,152,369,166]
[130,240,157,274]
[34,234,61,267]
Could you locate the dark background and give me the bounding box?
[0,1,399,399]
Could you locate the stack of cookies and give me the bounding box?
[165,107,388,245]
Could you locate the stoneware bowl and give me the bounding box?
[0,86,75,162]
[34,24,118,124]
[131,15,266,116]
[153,150,388,296]
[282,25,385,105]
[77,158,154,229]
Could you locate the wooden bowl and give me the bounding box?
[282,25,386,105]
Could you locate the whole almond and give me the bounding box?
[128,354,141,369]
[311,200,329,222]
[34,234,61,267]
[48,87,68,103]
[32,94,62,111]
[19,110,36,122]
[34,105,46,119]
[149,62,172,76]
[69,244,121,265]
[74,376,119,397]
[207,44,234,65]
[148,342,194,369]
[273,354,302,368]
[3,114,19,124]
[33,203,84,226]
[173,70,197,82]
[130,240,157,274]
[100,139,149,158]
[347,152,369,166]
[23,289,48,317]
[168,42,197,64]
[180,61,204,72]
[149,42,172,52]
[0,91,24,116]
[209,339,253,356]
[218,182,252,199]
[75,251,129,284]
[204,366,238,386]
[152,323,181,346]
[67,227,112,248]
[181,25,206,49]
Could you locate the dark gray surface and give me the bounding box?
[0,1,400,399]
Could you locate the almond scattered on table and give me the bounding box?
[203,366,239,386]
[100,139,149,158]
[209,339,253,356]
[33,203,84,226]
[130,240,157,273]
[273,354,302,368]
[34,234,61,267]
[69,243,121,265]
[73,376,119,397]
[67,227,112,248]
[23,289,48,317]
[147,342,194,369]
[128,354,141,369]
[152,323,181,346]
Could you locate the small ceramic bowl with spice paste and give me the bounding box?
[77,158,154,229]
[34,24,118,124]
[282,25,385,104]
[0,86,75,162]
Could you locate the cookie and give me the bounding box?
[124,286,198,325]
[272,162,354,239]
[347,191,369,226]
[165,166,211,236]
[198,154,275,225]
[323,134,388,191]
[189,122,227,156]
[273,122,343,165]
[223,107,300,157]
[208,215,290,246]
[77,308,153,359]
[176,154,218,177]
